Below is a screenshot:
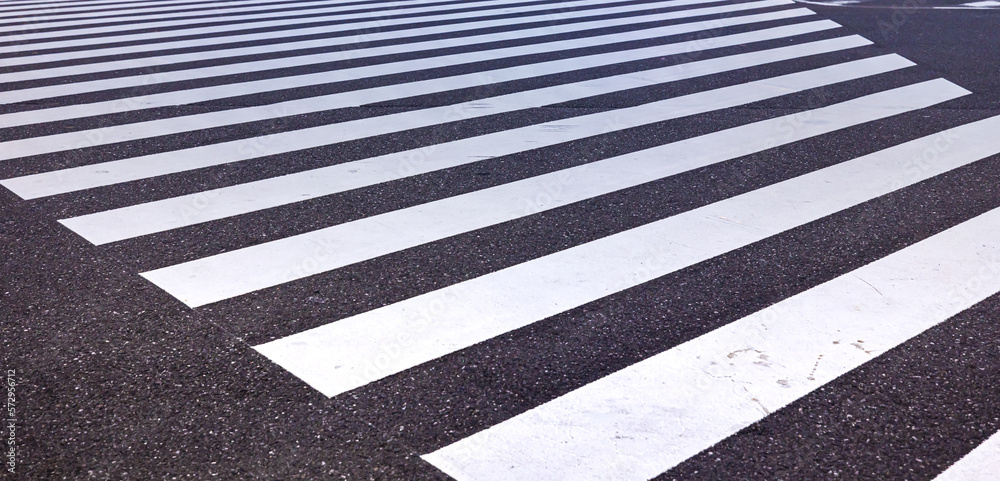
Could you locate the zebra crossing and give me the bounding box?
[2,0,999,478]
[423,167,1000,479]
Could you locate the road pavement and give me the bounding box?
[1,0,998,479]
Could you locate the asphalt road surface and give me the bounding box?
[1,0,999,479]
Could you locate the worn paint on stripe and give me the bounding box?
[250,80,973,398]
[423,141,1000,479]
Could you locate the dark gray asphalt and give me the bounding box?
[1,0,998,479]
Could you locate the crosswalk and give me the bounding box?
[2,0,999,478]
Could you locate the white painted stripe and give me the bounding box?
[0,0,539,49]
[249,79,973,399]
[3,16,829,160]
[2,35,871,199]
[0,0,717,52]
[933,430,1000,481]
[0,0,139,8]
[136,57,920,301]
[0,0,375,27]
[0,0,245,9]
[0,0,764,82]
[423,139,1000,480]
[0,0,343,27]
[61,51,902,245]
[0,0,521,40]
[0,0,767,101]
[0,0,224,14]
[0,12,804,142]
[0,3,797,116]
[0,0,225,17]
[0,0,727,70]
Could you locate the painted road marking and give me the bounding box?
[424,167,1000,480]
[60,27,872,247]
[0,0,783,102]
[62,53,906,247]
[933,430,1000,481]
[251,80,975,398]
[0,0,756,83]
[0,17,832,159]
[2,35,872,198]
[0,0,731,54]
